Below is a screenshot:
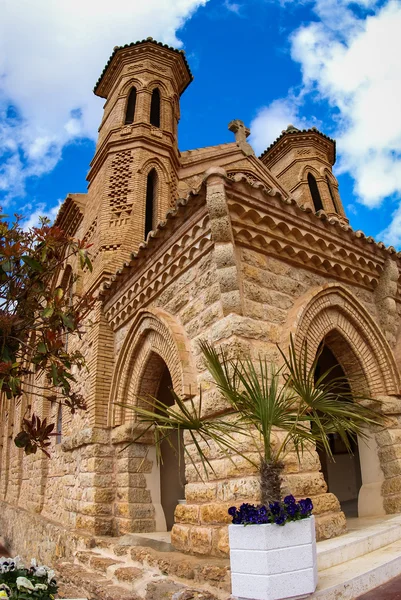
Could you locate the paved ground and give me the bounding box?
[357,575,401,599]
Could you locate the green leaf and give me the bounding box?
[21,255,45,272]
[41,306,54,319]
[61,314,74,330]
[14,431,30,448]
[37,341,47,354]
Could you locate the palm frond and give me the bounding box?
[279,335,386,461]
[200,340,317,465]
[118,387,256,481]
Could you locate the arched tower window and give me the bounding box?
[145,169,158,238]
[56,404,62,444]
[60,265,73,351]
[125,87,137,125]
[150,88,161,128]
[308,173,324,212]
[326,175,339,213]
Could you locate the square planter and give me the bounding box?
[229,515,317,600]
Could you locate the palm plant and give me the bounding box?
[200,337,385,504]
[119,388,250,481]
[122,336,386,506]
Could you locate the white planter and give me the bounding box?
[229,515,317,600]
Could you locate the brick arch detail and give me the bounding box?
[144,80,169,96]
[299,164,322,183]
[138,158,170,183]
[282,283,400,396]
[120,78,144,96]
[320,166,338,185]
[109,308,197,426]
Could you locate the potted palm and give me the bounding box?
[123,337,385,600]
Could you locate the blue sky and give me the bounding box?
[1,0,401,246]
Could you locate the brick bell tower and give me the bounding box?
[259,125,348,223]
[83,38,192,289]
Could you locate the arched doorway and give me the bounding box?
[155,364,186,530]
[315,344,362,517]
[283,284,401,525]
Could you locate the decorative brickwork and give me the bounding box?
[108,150,133,219]
[285,283,400,396]
[109,308,197,427]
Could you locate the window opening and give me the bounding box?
[150,88,161,127]
[145,169,157,238]
[308,173,324,212]
[125,87,137,124]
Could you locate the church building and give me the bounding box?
[1,38,401,562]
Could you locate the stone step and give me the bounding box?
[75,551,124,575]
[117,532,174,553]
[56,561,140,600]
[317,514,401,571]
[57,559,222,600]
[312,537,401,599]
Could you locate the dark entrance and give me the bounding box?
[156,366,186,530]
[315,345,363,518]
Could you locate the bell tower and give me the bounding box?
[83,38,192,288]
[260,125,348,222]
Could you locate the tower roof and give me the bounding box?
[259,125,336,164]
[93,38,193,98]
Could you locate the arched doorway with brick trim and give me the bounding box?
[109,308,197,534]
[283,284,401,519]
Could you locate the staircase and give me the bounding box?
[56,534,230,600]
[312,514,401,599]
[56,515,401,600]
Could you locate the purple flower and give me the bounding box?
[284,495,296,505]
[286,502,299,517]
[274,511,287,525]
[269,501,281,515]
[299,498,313,516]
[227,496,313,525]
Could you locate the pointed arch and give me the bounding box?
[125,87,137,124]
[150,88,161,127]
[145,168,158,238]
[299,164,321,182]
[283,283,400,396]
[108,308,197,427]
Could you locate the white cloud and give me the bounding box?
[0,0,208,203]
[249,98,308,155]
[252,0,401,246]
[379,203,401,247]
[224,0,242,14]
[21,199,62,230]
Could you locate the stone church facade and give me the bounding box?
[1,38,401,561]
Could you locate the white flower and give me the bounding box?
[13,556,25,570]
[34,566,47,578]
[16,576,35,591]
[30,558,37,568]
[34,584,48,591]
[47,569,56,583]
